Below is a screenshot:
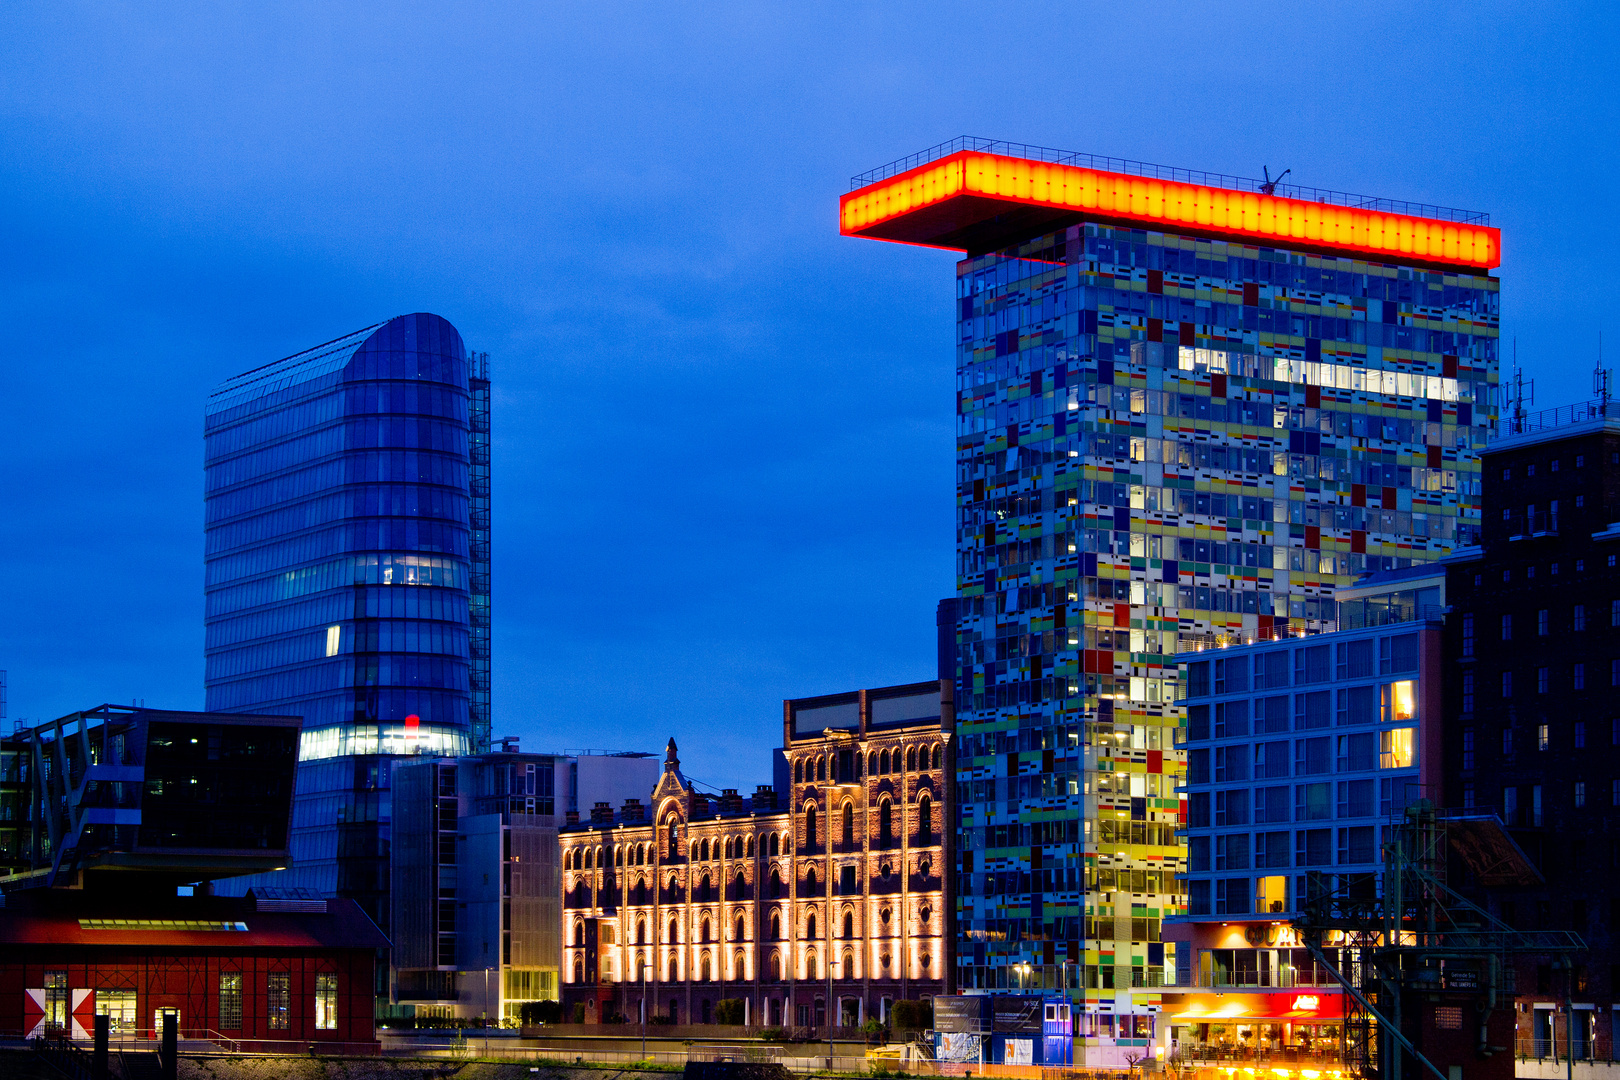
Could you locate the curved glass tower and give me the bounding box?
[204,313,491,921]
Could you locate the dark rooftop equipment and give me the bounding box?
[1,705,300,893]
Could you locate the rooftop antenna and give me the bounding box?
[1259,166,1292,196]
[1507,341,1533,435]
[1595,331,1613,418]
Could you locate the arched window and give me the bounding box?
[918,858,931,879]
[636,844,645,865]
[906,746,917,771]
[854,752,863,778]
[746,835,755,857]
[879,749,890,774]
[931,744,942,769]
[668,918,678,942]
[637,919,647,944]
[806,951,818,981]
[733,870,745,899]
[794,759,804,783]
[768,951,781,980]
[770,911,781,940]
[769,833,780,856]
[841,802,854,846]
[842,910,853,939]
[700,838,710,861]
[804,805,817,849]
[816,757,826,781]
[573,919,585,946]
[769,867,783,898]
[701,917,711,943]
[573,958,584,983]
[879,798,893,847]
[723,837,732,859]
[807,914,818,939]
[806,868,818,896]
[734,916,745,941]
[734,950,745,980]
[919,795,932,838]
[842,949,854,980]
[701,955,711,982]
[667,817,678,851]
[584,848,593,869]
[868,751,878,774]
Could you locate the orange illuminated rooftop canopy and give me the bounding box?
[841,141,1499,270]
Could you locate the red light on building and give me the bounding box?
[840,150,1500,269]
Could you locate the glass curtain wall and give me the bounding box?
[203,313,477,924]
[950,225,1497,1008]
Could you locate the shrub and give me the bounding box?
[714,999,746,1025]
[519,1000,563,1026]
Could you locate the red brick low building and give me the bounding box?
[0,891,386,1051]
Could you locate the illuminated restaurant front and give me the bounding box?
[1163,988,1347,1065]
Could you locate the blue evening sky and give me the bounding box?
[1,3,1614,791]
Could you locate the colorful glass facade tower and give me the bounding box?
[203,313,490,926]
[842,140,1499,1036]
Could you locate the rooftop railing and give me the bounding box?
[850,137,1491,226]
[1499,397,1620,437]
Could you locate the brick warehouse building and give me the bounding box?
[0,891,385,1051]
[0,704,384,1050]
[560,682,953,1028]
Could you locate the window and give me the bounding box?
[1537,610,1549,636]
[1338,779,1375,817]
[1501,614,1513,640]
[1380,728,1415,769]
[1502,671,1513,698]
[1215,834,1250,871]
[1537,668,1549,694]
[1532,785,1543,827]
[1295,828,1331,867]
[1215,700,1250,738]
[315,973,337,1030]
[43,972,67,1029]
[1461,615,1475,657]
[1338,826,1376,865]
[1294,737,1331,776]
[268,973,290,1030]
[1216,790,1250,826]
[1462,728,1475,770]
[1254,786,1290,824]
[1255,741,1289,779]
[1294,691,1330,730]
[219,972,242,1030]
[1575,782,1587,809]
[95,990,137,1033]
[1215,745,1250,782]
[1575,663,1586,690]
[841,803,854,846]
[1462,782,1475,809]
[1337,686,1377,726]
[1381,681,1416,723]
[1575,721,1586,748]
[1337,733,1375,772]
[1574,605,1587,631]
[1295,783,1331,821]
[1503,728,1514,756]
[1187,705,1210,741]
[1462,671,1475,714]
[1294,645,1330,685]
[1187,662,1210,697]
[1503,787,1519,826]
[1537,724,1549,751]
[1255,831,1290,869]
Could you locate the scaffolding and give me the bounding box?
[468,351,492,755]
[1294,803,1584,1080]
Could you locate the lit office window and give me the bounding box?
[325,625,341,657]
[267,974,289,1030]
[218,973,242,1030]
[1381,681,1416,723]
[315,973,338,1030]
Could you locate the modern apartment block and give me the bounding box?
[391,746,658,1022]
[1443,413,1620,1064]
[203,313,490,930]
[559,682,952,1030]
[841,139,1499,1039]
[1164,568,1441,1067]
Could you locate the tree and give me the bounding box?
[715,999,746,1025]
